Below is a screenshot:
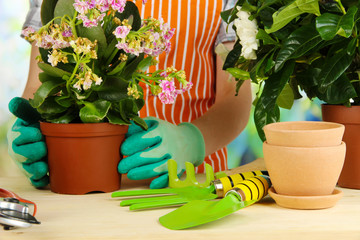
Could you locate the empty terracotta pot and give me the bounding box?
[40,122,128,195]
[263,121,344,147]
[263,141,346,196]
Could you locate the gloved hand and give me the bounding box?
[7,97,49,187]
[119,117,206,189]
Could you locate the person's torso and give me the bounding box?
[135,0,228,172]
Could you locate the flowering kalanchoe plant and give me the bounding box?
[222,0,360,141]
[22,0,191,129]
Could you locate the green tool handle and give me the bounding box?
[213,170,268,197]
[111,188,180,198]
[225,175,271,202]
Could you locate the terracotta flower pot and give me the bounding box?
[40,122,128,195]
[263,141,346,196]
[263,121,344,147]
[322,104,360,189]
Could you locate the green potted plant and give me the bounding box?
[21,0,191,194]
[221,0,360,189]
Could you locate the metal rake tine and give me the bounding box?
[120,194,182,207]
[129,198,188,210]
[168,160,196,188]
[167,159,181,187]
[111,188,179,198]
[168,159,215,188]
[197,162,215,188]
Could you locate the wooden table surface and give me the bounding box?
[1,174,360,240]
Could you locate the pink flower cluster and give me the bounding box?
[158,80,179,104]
[22,25,73,49]
[156,69,192,104]
[113,25,131,39]
[74,0,132,28]
[115,18,175,57]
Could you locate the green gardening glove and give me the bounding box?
[7,97,49,187]
[119,117,206,189]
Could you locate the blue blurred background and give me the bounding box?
[0,0,31,176]
[0,0,322,177]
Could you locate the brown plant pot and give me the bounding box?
[40,122,128,195]
[322,104,360,189]
[263,141,346,196]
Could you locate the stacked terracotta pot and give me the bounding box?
[262,121,346,209]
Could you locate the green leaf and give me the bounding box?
[55,95,73,108]
[249,49,275,83]
[318,47,355,92]
[115,1,141,31]
[41,0,59,25]
[347,37,357,55]
[132,116,148,130]
[337,6,358,37]
[226,68,250,80]
[274,25,323,71]
[241,2,258,12]
[30,79,65,108]
[223,40,242,70]
[135,93,145,111]
[38,63,71,78]
[316,6,357,40]
[39,72,61,83]
[289,78,303,99]
[220,8,233,23]
[315,14,341,40]
[103,38,118,60]
[254,60,295,141]
[97,76,128,101]
[266,0,320,33]
[53,0,75,24]
[276,83,294,109]
[108,61,126,76]
[258,0,283,13]
[137,56,154,72]
[120,98,139,116]
[122,53,145,80]
[39,48,50,63]
[296,0,320,14]
[320,1,344,13]
[48,109,77,123]
[77,25,107,57]
[316,73,357,104]
[256,29,278,45]
[36,96,68,114]
[79,100,111,123]
[107,110,130,125]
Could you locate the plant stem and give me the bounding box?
[136,73,162,82]
[106,48,119,66]
[67,57,81,94]
[335,0,346,14]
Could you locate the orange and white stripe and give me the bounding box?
[135,0,228,173]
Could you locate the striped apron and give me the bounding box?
[135,0,227,173]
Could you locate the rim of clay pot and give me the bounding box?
[40,122,129,137]
[263,141,345,150]
[263,121,344,133]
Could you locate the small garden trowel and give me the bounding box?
[159,175,271,230]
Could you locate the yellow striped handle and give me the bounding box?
[213,170,268,197]
[225,175,271,201]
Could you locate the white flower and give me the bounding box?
[234,6,259,60]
